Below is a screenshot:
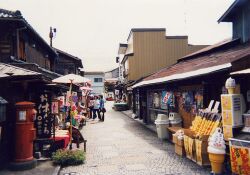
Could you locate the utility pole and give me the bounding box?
[49,27,56,47]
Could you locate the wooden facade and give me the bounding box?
[54,49,83,75]
[125,29,208,81]
[0,22,57,71]
[219,0,250,43]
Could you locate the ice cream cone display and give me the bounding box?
[208,128,226,174]
[225,77,236,94]
[209,153,225,174]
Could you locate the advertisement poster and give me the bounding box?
[161,91,169,109]
[230,146,250,175]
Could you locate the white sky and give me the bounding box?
[1,0,234,72]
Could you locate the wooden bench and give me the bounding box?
[71,126,87,152]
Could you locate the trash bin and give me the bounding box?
[155,114,169,139]
[169,112,182,127]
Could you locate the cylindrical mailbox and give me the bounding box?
[15,101,36,162]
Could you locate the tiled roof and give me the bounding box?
[0,63,41,78]
[179,38,239,61]
[0,8,22,18]
[54,48,81,61]
[133,42,250,88]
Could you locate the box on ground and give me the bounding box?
[175,144,185,157]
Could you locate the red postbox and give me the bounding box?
[14,101,36,162]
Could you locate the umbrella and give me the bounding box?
[80,86,93,91]
[52,74,91,149]
[52,74,91,84]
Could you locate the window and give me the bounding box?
[94,78,103,82]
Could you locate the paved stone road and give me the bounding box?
[60,102,210,175]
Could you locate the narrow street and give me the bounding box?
[60,102,210,175]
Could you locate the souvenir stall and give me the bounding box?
[172,98,222,165]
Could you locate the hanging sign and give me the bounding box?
[35,93,54,138]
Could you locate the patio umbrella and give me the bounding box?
[80,86,93,91]
[52,74,91,149]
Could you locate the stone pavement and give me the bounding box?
[60,101,210,175]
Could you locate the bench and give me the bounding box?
[71,126,87,152]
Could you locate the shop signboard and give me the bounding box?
[36,93,54,138]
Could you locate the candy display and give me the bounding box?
[190,111,222,138]
[208,128,226,174]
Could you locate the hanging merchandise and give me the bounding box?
[72,91,78,103]
[57,96,65,108]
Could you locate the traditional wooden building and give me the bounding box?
[54,48,83,75]
[0,8,82,168]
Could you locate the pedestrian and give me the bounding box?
[92,96,101,120]
[99,95,106,122]
[88,95,94,119]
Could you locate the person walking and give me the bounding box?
[99,95,106,122]
[88,96,94,119]
[92,96,101,120]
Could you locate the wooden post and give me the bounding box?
[69,80,73,150]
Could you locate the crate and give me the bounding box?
[195,138,210,166]
[175,144,185,157]
[184,135,196,161]
[177,138,184,146]
[173,134,178,144]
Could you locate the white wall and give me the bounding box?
[85,74,104,95]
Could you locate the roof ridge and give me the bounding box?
[0,8,22,18]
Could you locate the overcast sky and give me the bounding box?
[1,0,234,72]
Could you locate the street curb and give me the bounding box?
[52,165,61,175]
[120,111,157,133]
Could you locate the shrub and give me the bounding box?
[52,149,85,166]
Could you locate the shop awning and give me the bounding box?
[133,63,232,88]
[230,68,250,75]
